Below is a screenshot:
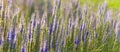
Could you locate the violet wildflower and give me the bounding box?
[7,31,11,42]
[28,23,32,40]
[68,19,72,29]
[53,21,58,32]
[36,23,41,35]
[0,38,2,45]
[21,46,26,52]
[75,40,80,45]
[113,20,117,29]
[83,5,87,16]
[0,6,2,10]
[27,0,33,7]
[58,0,61,9]
[33,18,36,28]
[11,28,15,40]
[20,25,23,33]
[117,30,120,39]
[104,10,112,22]
[98,1,107,16]
[66,27,69,35]
[80,25,82,31]
[44,45,48,52]
[56,43,59,52]
[49,23,53,35]
[47,0,53,17]
[82,31,89,43]
[40,48,44,52]
[62,40,64,46]
[75,38,80,45]
[28,33,32,40]
[9,27,16,51]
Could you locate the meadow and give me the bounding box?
[0,0,120,52]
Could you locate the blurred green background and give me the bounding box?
[81,0,120,9]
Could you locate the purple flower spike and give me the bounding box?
[62,40,64,46]
[41,48,44,52]
[82,31,89,43]
[33,19,36,28]
[0,6,2,10]
[28,33,31,40]
[0,38,2,45]
[75,35,80,45]
[86,31,89,36]
[44,46,48,52]
[21,25,24,33]
[58,0,61,9]
[75,39,80,45]
[21,46,26,52]
[49,23,53,35]
[13,43,16,48]
[11,28,15,40]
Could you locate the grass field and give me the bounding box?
[0,0,120,52]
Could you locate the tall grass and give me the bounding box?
[0,0,120,52]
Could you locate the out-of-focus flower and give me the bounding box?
[13,42,16,48]
[11,28,15,40]
[75,39,80,45]
[47,0,53,17]
[0,5,2,10]
[21,25,24,34]
[98,1,107,16]
[62,40,64,46]
[44,46,48,52]
[40,48,44,52]
[27,0,33,7]
[68,18,73,29]
[21,45,26,52]
[0,38,2,45]
[104,10,112,22]
[75,35,80,45]
[0,18,2,26]
[43,40,48,52]
[49,23,53,35]
[82,31,89,43]
[115,21,120,40]
[82,5,87,17]
[58,0,61,9]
